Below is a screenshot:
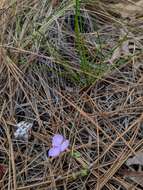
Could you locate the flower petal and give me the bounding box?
[52,134,64,147]
[48,147,61,157]
[60,140,69,152]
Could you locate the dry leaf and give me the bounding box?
[125,152,143,187]
[108,29,129,64]
[110,0,143,18]
[0,164,6,179]
[126,152,143,166]
[51,0,59,7]
[0,0,5,9]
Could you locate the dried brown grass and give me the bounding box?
[0,0,143,190]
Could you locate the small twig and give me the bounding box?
[120,169,143,177]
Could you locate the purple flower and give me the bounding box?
[48,134,69,157]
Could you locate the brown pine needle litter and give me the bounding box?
[0,0,143,189]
